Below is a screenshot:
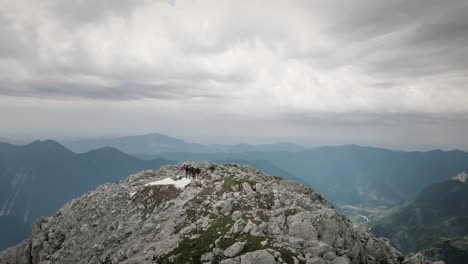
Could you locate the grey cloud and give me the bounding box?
[323,0,468,78]
[405,9,468,48]
[0,76,236,101]
[284,112,468,128]
[0,13,38,59]
[1,0,468,112]
[329,0,452,42]
[50,0,147,28]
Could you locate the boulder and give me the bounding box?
[240,250,276,264]
[224,242,246,257]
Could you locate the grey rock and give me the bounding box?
[221,257,241,264]
[288,212,318,241]
[0,162,442,264]
[242,220,257,234]
[255,183,263,192]
[231,219,246,234]
[331,256,351,264]
[214,200,232,214]
[240,250,276,264]
[242,182,254,195]
[323,251,336,261]
[402,253,425,264]
[224,242,246,257]
[201,252,214,262]
[231,211,243,221]
[306,257,326,264]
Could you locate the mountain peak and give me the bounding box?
[25,139,74,154]
[0,162,441,264]
[452,171,468,183]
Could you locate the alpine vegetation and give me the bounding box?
[0,163,442,264]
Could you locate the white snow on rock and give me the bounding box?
[453,171,467,183]
[145,177,191,189]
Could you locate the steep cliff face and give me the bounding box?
[0,163,442,264]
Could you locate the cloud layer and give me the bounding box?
[1,0,468,148]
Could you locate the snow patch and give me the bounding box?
[145,177,191,190]
[453,171,467,183]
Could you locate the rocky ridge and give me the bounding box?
[0,162,443,264]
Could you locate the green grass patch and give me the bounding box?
[255,193,275,210]
[156,216,234,264]
[285,209,300,218]
[241,212,262,226]
[222,177,257,192]
[270,176,284,181]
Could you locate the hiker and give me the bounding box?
[184,166,199,179]
[195,168,202,178]
[185,165,193,178]
[177,163,188,178]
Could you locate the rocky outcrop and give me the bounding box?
[0,162,443,264]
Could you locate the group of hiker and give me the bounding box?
[177,163,202,178]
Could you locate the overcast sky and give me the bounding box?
[1,0,468,150]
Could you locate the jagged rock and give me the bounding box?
[214,200,233,215]
[0,162,443,264]
[323,251,337,261]
[220,258,240,264]
[224,242,246,257]
[231,210,243,221]
[239,250,276,264]
[307,257,326,264]
[231,219,246,234]
[402,253,425,264]
[201,252,214,262]
[242,182,254,194]
[255,183,263,192]
[331,256,351,264]
[288,212,318,241]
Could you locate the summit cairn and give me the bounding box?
[0,162,442,264]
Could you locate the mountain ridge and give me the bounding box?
[0,141,174,250]
[0,162,443,264]
[371,173,468,263]
[146,146,468,207]
[61,132,305,154]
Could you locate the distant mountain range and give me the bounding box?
[0,140,173,250]
[371,172,468,263]
[60,133,305,154]
[3,133,468,258]
[144,145,468,207]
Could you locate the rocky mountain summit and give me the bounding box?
[0,163,443,264]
